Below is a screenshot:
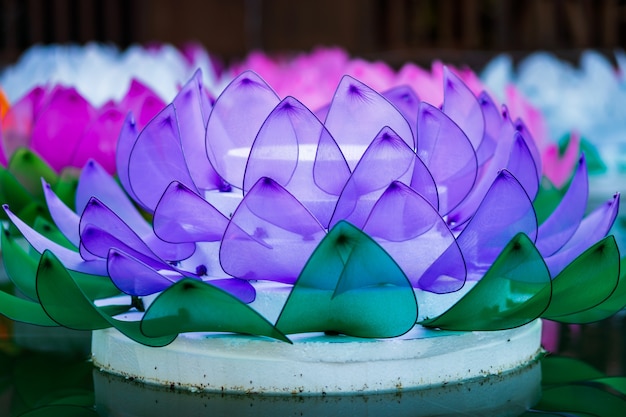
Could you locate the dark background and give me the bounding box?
[1,0,625,70]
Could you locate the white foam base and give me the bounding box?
[91,319,542,395]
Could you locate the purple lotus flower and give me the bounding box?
[5,67,619,308]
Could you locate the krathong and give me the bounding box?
[1,65,623,347]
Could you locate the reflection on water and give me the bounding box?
[0,316,625,416]
[93,362,540,417]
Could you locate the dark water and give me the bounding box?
[1,316,625,417]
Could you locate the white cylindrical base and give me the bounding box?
[92,319,542,395]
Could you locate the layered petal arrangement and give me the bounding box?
[1,67,624,345]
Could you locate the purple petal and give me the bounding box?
[330,127,417,229]
[504,132,540,201]
[115,113,140,202]
[363,182,465,292]
[410,157,439,210]
[545,194,620,276]
[205,278,256,304]
[108,248,181,296]
[456,170,537,279]
[30,87,96,172]
[80,197,195,263]
[129,104,198,211]
[244,96,350,226]
[153,181,229,243]
[475,92,499,166]
[4,205,107,275]
[206,71,280,188]
[382,85,420,142]
[42,180,80,246]
[174,70,223,190]
[76,159,149,233]
[514,118,543,182]
[324,75,414,169]
[416,102,477,215]
[220,177,325,283]
[537,155,589,257]
[441,67,484,152]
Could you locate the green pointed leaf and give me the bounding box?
[17,201,52,228]
[35,250,174,347]
[422,233,551,330]
[541,356,606,385]
[141,278,290,343]
[0,288,57,326]
[275,221,417,338]
[2,229,120,301]
[8,148,58,199]
[536,385,626,417]
[543,236,621,321]
[0,167,36,219]
[33,216,76,250]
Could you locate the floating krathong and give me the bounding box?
[1,67,624,394]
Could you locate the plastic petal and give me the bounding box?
[4,205,107,275]
[536,155,588,256]
[153,181,229,243]
[115,113,140,202]
[382,85,420,142]
[141,278,288,342]
[422,233,551,330]
[544,194,620,276]
[275,221,417,338]
[35,250,176,347]
[441,67,484,152]
[543,236,620,320]
[220,177,325,283]
[363,181,466,292]
[416,102,477,215]
[456,170,537,279]
[30,87,96,171]
[174,69,222,190]
[128,104,198,211]
[43,180,80,247]
[330,127,417,229]
[244,96,350,226]
[107,248,182,296]
[324,75,414,169]
[206,71,280,188]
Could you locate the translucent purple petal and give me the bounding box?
[545,194,620,276]
[80,197,195,263]
[76,159,149,233]
[42,180,80,247]
[441,67,484,152]
[206,71,280,188]
[410,157,439,210]
[382,85,420,142]
[244,96,350,226]
[30,87,96,172]
[108,248,181,296]
[514,118,543,181]
[416,102,477,215]
[456,170,537,279]
[220,177,325,283]
[324,75,414,169]
[536,155,588,257]
[330,127,417,229]
[205,278,256,304]
[504,132,540,201]
[153,181,229,243]
[174,69,223,190]
[4,205,107,275]
[128,104,198,211]
[363,182,465,292]
[115,113,140,202]
[70,107,125,175]
[475,92,499,166]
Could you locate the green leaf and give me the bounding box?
[33,217,76,250]
[0,167,36,220]
[422,233,551,330]
[53,169,79,211]
[536,385,626,417]
[275,221,417,338]
[2,229,120,301]
[8,148,58,200]
[35,250,174,347]
[0,288,57,326]
[543,236,621,321]
[541,356,606,385]
[141,278,289,343]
